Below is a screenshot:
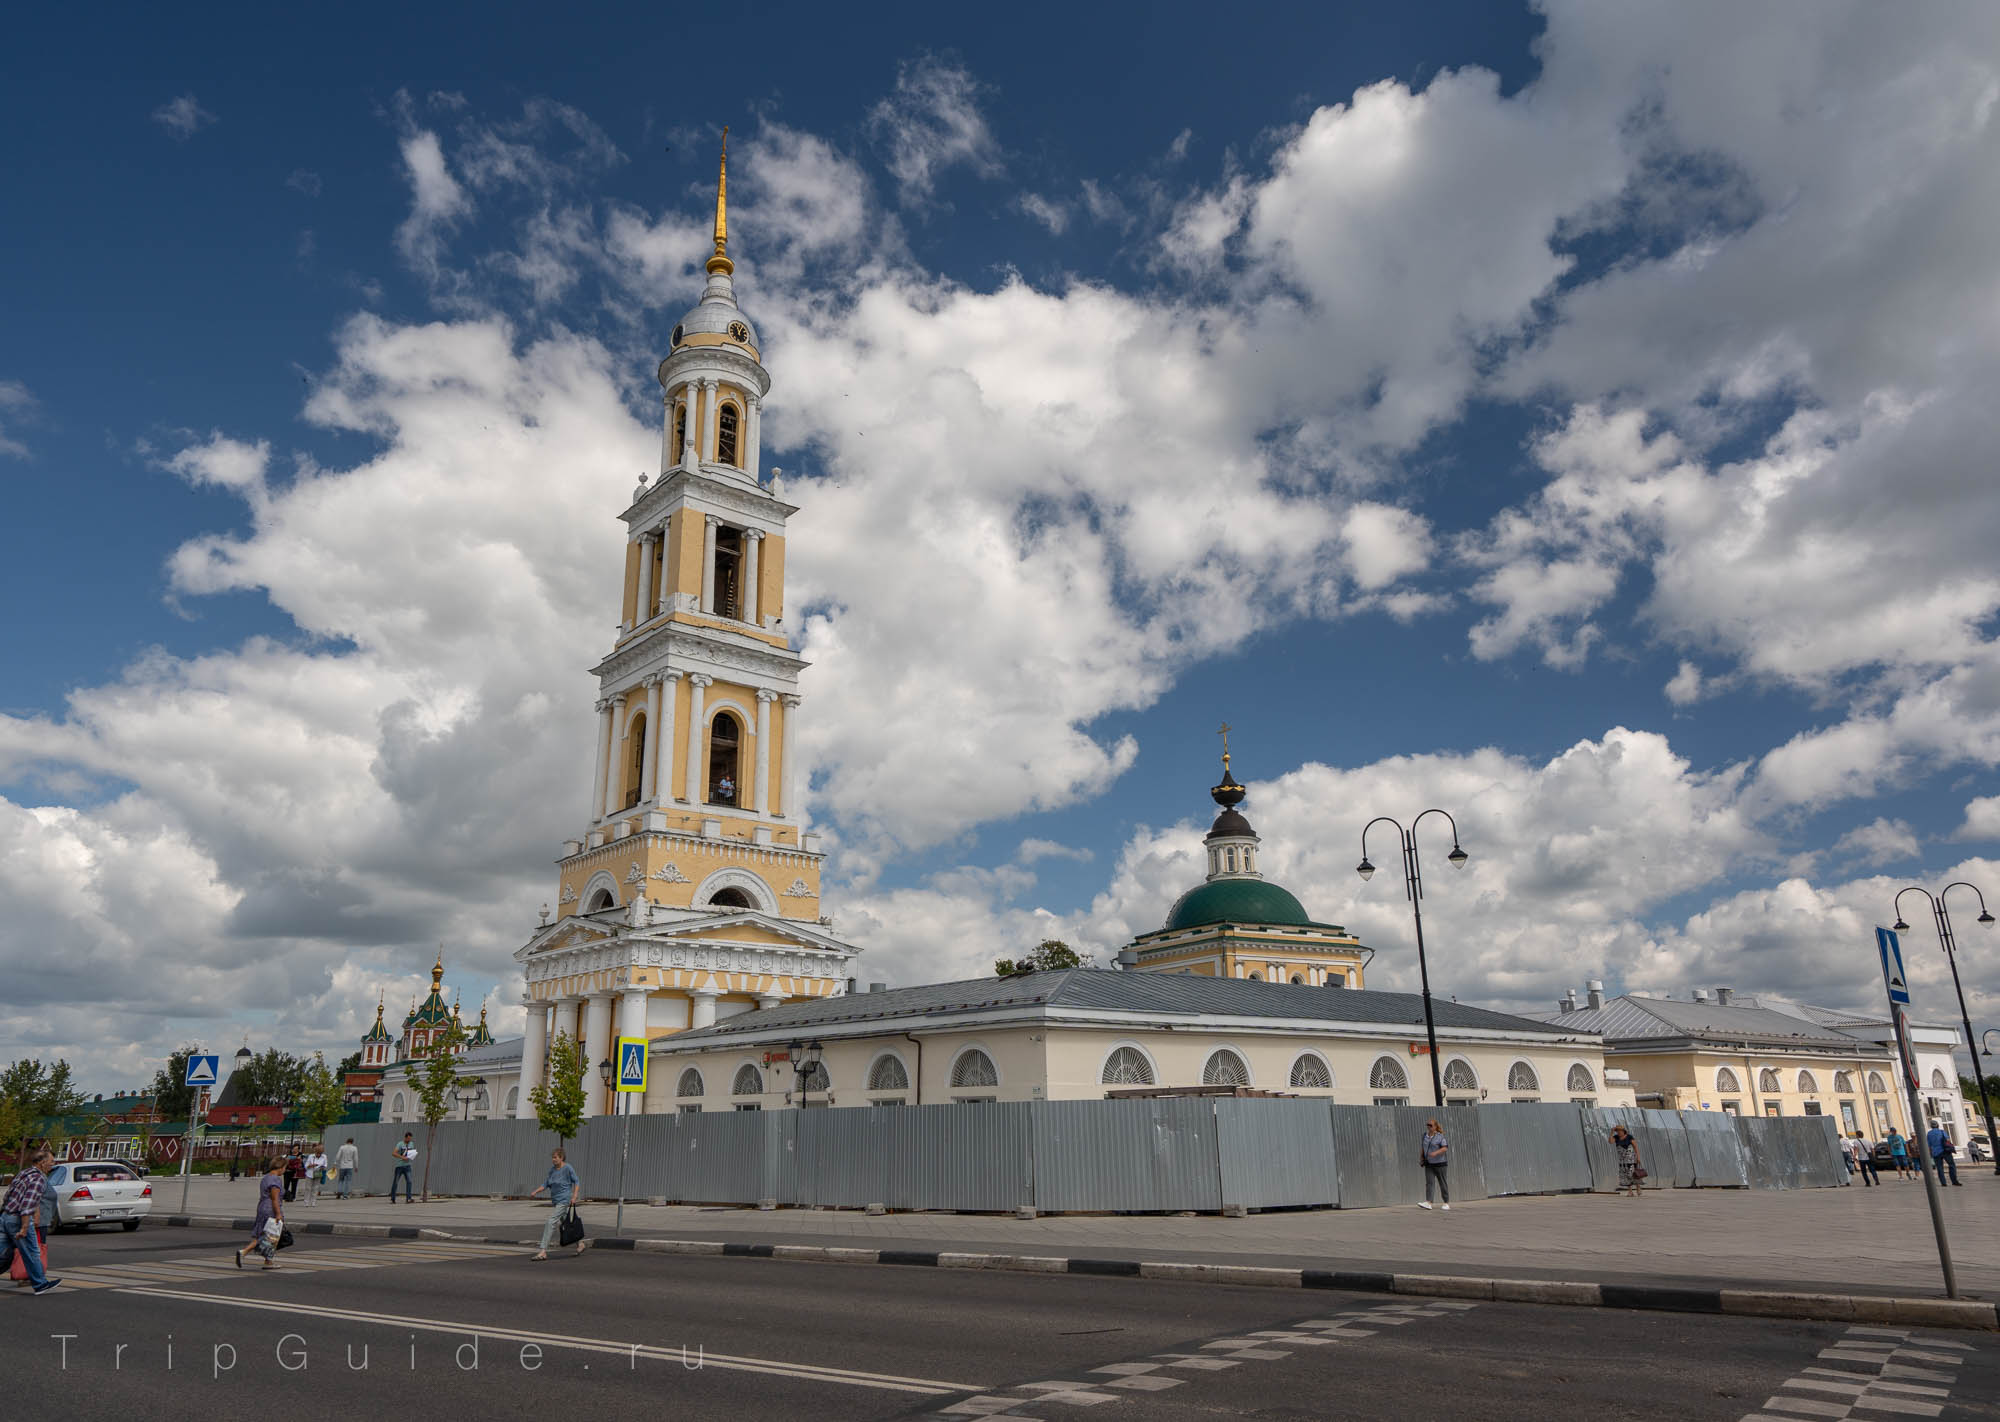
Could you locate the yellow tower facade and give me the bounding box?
[512,139,861,1117]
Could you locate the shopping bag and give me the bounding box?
[557,1207,586,1247]
[263,1216,284,1242]
[277,1227,295,1250]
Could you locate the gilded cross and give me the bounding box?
[1218,721,1232,761]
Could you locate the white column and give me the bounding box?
[550,998,581,1063]
[619,989,650,1114]
[754,689,775,815]
[589,699,613,823]
[701,516,719,613]
[583,994,615,1115]
[741,530,761,626]
[756,992,784,1011]
[639,676,663,802]
[684,674,711,803]
[780,693,801,822]
[746,396,762,482]
[635,534,656,624]
[660,394,675,476]
[689,986,720,1030]
[516,1000,547,1115]
[680,385,698,471]
[702,379,719,464]
[659,669,682,801]
[602,693,628,819]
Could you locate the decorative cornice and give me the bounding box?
[592,626,804,689]
[623,463,798,529]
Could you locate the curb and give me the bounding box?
[155,1216,1998,1332]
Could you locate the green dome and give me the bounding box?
[1163,878,1313,932]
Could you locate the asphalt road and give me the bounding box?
[5,1225,1994,1421]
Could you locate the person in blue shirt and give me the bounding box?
[529,1147,583,1259]
[1925,1122,1961,1186]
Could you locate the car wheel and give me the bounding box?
[121,1220,141,1232]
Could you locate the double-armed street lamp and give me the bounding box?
[455,1077,486,1122]
[1893,882,1997,1175]
[1358,810,1469,1109]
[789,1040,825,1107]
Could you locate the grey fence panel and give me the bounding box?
[797,1106,899,1208]
[1215,1099,1338,1209]
[1751,1115,1844,1189]
[1475,1104,1594,1196]
[922,1102,1034,1212]
[1586,1108,1695,1190]
[1033,1098,1222,1212]
[1681,1110,1749,1188]
[1732,1115,1809,1188]
[1331,1104,1486,1207]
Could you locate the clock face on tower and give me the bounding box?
[728,321,749,342]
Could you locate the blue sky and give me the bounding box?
[4,3,1999,1088]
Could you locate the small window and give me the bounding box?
[505,1086,519,1114]
[1715,1067,1740,1094]
[1797,1070,1818,1094]
[1443,1059,1478,1093]
[1833,1071,1854,1093]
[867,1055,910,1092]
[673,401,689,460]
[1224,847,1237,872]
[392,1093,406,1116]
[1508,1061,1539,1093]
[677,1068,705,1098]
[1930,1068,1948,1089]
[1369,1056,1409,1091]
[950,1049,998,1089]
[679,1104,701,1114]
[1289,974,1303,985]
[587,888,615,914]
[734,1103,762,1112]
[1720,1100,1740,1115]
[1566,1064,1596,1093]
[1867,1072,1888,1095]
[1759,1068,1781,1094]
[731,1064,763,1097]
[708,712,742,806]
[1100,1047,1154,1086]
[1202,1049,1250,1087]
[717,403,741,466]
[1246,971,1261,982]
[799,1061,830,1093]
[1289,1053,1332,1090]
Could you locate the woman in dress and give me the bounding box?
[235,1157,284,1269]
[1610,1124,1643,1197]
[1418,1120,1450,1211]
[528,1146,584,1260]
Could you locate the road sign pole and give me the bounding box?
[1878,928,1956,1298]
[616,1096,630,1236]
[179,1095,197,1214]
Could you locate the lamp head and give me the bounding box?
[1356,858,1375,882]
[597,1058,612,1087]
[1892,918,1910,933]
[1447,844,1469,869]
[1979,910,1995,926]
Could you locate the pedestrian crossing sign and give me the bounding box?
[616,1036,648,1093]
[184,1054,219,1087]
[1875,927,1912,1006]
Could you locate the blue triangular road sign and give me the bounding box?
[184,1054,219,1087]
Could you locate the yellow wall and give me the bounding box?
[620,539,641,626]
[1611,1047,1909,1134]
[759,532,785,625]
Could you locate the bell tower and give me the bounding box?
[514,134,859,1119]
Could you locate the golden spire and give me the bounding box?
[706,126,733,277]
[432,948,445,990]
[1218,721,1233,773]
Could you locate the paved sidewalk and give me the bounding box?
[163,1170,1998,1299]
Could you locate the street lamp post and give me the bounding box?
[1894,883,1998,1175]
[1358,811,1469,1110]
[598,1058,632,1236]
[790,1039,824,1108]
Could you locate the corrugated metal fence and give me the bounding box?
[322,1102,1840,1213]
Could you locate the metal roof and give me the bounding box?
[1539,995,1867,1046]
[656,969,1575,1047]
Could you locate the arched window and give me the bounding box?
[391,1093,406,1117]
[1246,971,1262,982]
[950,1049,998,1089]
[709,887,754,909]
[1289,974,1304,984]
[586,888,615,913]
[1508,1061,1540,1093]
[799,1061,830,1093]
[1797,1070,1818,1094]
[1833,1071,1854,1093]
[623,710,647,809]
[1224,847,1237,872]
[1443,1059,1478,1093]
[1567,1064,1597,1093]
[505,1086,519,1115]
[717,402,741,466]
[473,1087,489,1115]
[1931,1068,1949,1089]
[1289,1053,1332,1090]
[731,1064,763,1097]
[867,1055,910,1092]
[677,1068,704,1098]
[708,712,742,806]
[1867,1071,1888,1094]
[1369,1056,1408,1091]
[1759,1068,1781,1093]
[673,398,689,462]
[1203,1049,1250,1087]
[1715,1067,1740,1094]
[1100,1047,1154,1086]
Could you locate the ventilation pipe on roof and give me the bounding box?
[1116,949,1139,971]
[1693,988,1710,1003]
[1715,986,1734,1007]
[1587,980,1605,1011]
[1560,989,1578,1013]
[868,982,886,993]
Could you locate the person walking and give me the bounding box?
[390,1133,418,1203]
[1417,1119,1450,1211]
[1853,1134,1879,1187]
[235,1157,285,1270]
[1926,1121,1962,1186]
[1837,1131,1859,1185]
[1887,1128,1913,1180]
[14,1161,56,1288]
[0,1147,62,1294]
[528,1147,584,1259]
[282,1151,301,1202]
[301,1147,327,1206]
[1610,1124,1644,1197]
[334,1138,358,1199]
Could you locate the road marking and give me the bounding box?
[111,1286,985,1396]
[44,1240,523,1289]
[1741,1324,1979,1422]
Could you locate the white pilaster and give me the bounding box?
[639,675,663,802]
[741,530,762,626]
[635,533,656,624]
[583,994,615,1116]
[681,385,698,471]
[602,692,628,819]
[516,1000,548,1115]
[684,674,711,804]
[746,396,762,482]
[702,378,719,464]
[659,669,682,801]
[689,986,720,1030]
[756,992,784,1011]
[754,689,775,816]
[780,693,801,822]
[589,699,613,823]
[701,515,719,613]
[660,394,675,476]
[551,998,582,1063]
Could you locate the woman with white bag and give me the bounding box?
[235,1158,286,1270]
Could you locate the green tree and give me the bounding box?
[297,1053,350,1142]
[994,938,1086,977]
[412,1019,469,1203]
[151,1044,203,1120]
[232,1048,310,1107]
[528,1030,588,1151]
[0,1093,28,1168]
[336,1050,362,1076]
[1,1056,86,1118]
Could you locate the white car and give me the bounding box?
[47,1161,153,1231]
